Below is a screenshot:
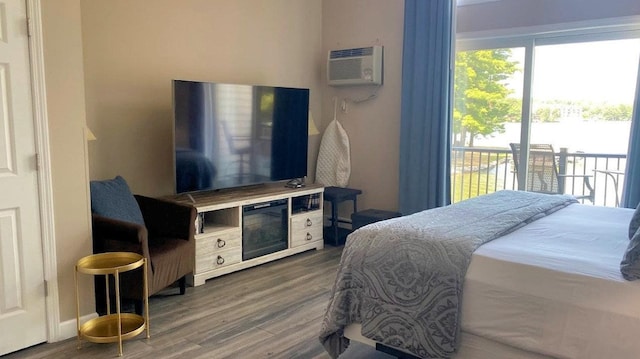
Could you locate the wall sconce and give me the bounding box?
[84,127,97,141]
[308,111,320,136]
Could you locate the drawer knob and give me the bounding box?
[306,218,313,227]
[216,255,225,265]
[217,238,226,248]
[306,232,313,241]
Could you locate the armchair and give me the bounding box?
[90,176,196,314]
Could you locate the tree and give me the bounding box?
[583,103,633,121]
[534,106,561,122]
[453,49,520,146]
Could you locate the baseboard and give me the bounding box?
[56,312,98,341]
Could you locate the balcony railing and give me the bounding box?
[451,146,626,207]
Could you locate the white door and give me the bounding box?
[0,0,47,355]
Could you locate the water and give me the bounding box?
[473,120,631,155]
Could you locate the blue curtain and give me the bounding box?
[399,0,454,215]
[622,58,640,208]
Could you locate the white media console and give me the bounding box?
[169,183,324,286]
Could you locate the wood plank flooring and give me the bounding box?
[4,246,393,359]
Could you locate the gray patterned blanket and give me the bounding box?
[319,190,578,359]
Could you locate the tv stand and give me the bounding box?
[167,183,324,286]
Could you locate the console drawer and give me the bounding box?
[196,229,241,272]
[196,229,241,251]
[290,212,323,247]
[196,246,242,272]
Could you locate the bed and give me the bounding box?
[319,190,640,359]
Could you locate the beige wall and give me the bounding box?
[321,0,405,214]
[41,0,94,321]
[81,0,323,196]
[39,0,326,332]
[38,0,640,334]
[319,0,640,219]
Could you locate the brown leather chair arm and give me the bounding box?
[92,214,150,258]
[135,195,196,241]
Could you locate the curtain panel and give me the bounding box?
[399,0,455,215]
[622,57,640,209]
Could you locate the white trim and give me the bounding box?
[26,0,60,343]
[58,312,98,341]
[456,0,499,6]
[516,42,535,190]
[457,15,640,50]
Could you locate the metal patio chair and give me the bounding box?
[510,143,595,202]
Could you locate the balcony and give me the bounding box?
[451,146,626,207]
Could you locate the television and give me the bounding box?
[173,80,310,193]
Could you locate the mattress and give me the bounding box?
[461,204,640,358]
[345,204,640,358]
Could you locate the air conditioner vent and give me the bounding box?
[329,47,374,59]
[327,45,383,86]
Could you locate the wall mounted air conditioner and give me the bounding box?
[327,46,383,86]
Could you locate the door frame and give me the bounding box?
[27,0,60,342]
[455,16,640,193]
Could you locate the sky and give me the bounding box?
[507,38,640,104]
[469,38,640,153]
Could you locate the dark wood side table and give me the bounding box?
[323,186,362,246]
[351,209,402,230]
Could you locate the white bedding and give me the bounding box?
[344,204,640,358]
[462,204,640,358]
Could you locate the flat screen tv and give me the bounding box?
[173,80,309,194]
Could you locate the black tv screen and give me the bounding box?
[173,80,309,193]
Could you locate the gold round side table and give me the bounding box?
[75,252,150,356]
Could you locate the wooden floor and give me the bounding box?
[5,246,393,359]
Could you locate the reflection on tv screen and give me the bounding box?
[173,80,309,193]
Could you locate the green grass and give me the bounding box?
[451,171,500,203]
[451,149,510,203]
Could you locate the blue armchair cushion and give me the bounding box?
[90,176,145,226]
[629,203,640,239]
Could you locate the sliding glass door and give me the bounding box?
[451,47,524,202]
[530,38,640,206]
[452,28,640,207]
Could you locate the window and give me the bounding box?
[452,25,640,206]
[451,47,524,202]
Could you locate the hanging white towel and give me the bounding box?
[316,119,351,187]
